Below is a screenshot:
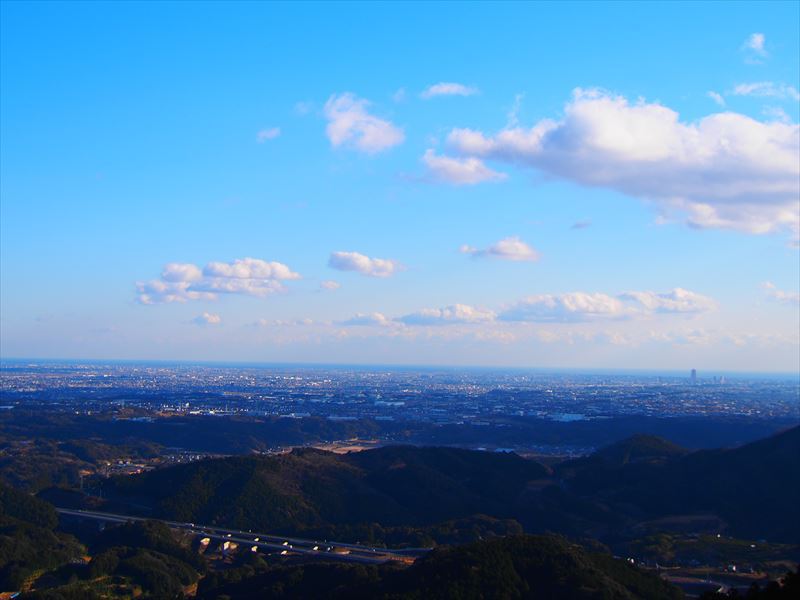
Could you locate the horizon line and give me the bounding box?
[1,356,798,379]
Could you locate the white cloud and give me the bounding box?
[397,304,496,326]
[328,251,403,278]
[294,101,313,115]
[762,281,800,304]
[507,93,524,127]
[203,258,300,280]
[763,106,792,124]
[340,312,393,327]
[446,88,800,239]
[422,149,506,185]
[707,91,726,107]
[499,292,626,323]
[323,93,404,154]
[732,82,800,101]
[257,127,281,142]
[254,317,316,327]
[459,236,540,262]
[191,278,286,297]
[137,257,300,304]
[571,220,592,230]
[742,32,767,61]
[618,288,717,313]
[498,288,716,323]
[136,280,215,305]
[320,280,341,291]
[392,88,407,103]
[192,312,221,326]
[420,82,479,99]
[161,263,202,282]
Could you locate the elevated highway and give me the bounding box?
[57,507,429,564]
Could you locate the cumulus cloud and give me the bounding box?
[136,280,215,305]
[422,149,506,185]
[323,93,404,154]
[192,312,221,326]
[137,257,300,304]
[336,287,715,331]
[203,258,300,280]
[731,82,800,101]
[397,304,496,326]
[256,127,281,142]
[499,292,626,323]
[762,281,800,304]
[320,280,341,291]
[161,263,202,282]
[328,251,403,278]
[499,288,716,323]
[340,312,393,326]
[420,82,479,99]
[459,236,540,262]
[446,88,800,239]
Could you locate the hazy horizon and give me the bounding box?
[2,355,798,379]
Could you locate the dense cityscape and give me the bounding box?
[2,361,797,422]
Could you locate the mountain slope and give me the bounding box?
[104,426,800,544]
[105,446,549,537]
[560,425,800,542]
[196,534,683,600]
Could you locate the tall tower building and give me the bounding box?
[690,368,697,384]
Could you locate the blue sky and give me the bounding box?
[1,1,799,371]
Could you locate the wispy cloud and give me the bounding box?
[422,149,506,185]
[256,127,281,142]
[742,32,767,62]
[192,312,221,326]
[397,304,496,326]
[731,82,800,101]
[328,251,404,278]
[506,93,524,127]
[707,91,726,107]
[337,288,716,331]
[340,312,393,326]
[323,93,404,154]
[618,288,718,314]
[762,281,800,304]
[294,101,313,115]
[460,236,540,262]
[320,280,341,291]
[420,82,479,99]
[499,288,716,323]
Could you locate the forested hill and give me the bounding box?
[557,425,800,542]
[197,534,683,600]
[103,426,800,544]
[106,446,550,537]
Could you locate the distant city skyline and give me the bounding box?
[1,2,799,372]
